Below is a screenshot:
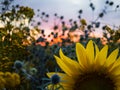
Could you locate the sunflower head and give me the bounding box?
[47,40,120,90]
[73,71,115,90]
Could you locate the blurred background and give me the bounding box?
[0,0,120,90]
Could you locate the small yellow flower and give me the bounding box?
[4,72,11,77]
[0,77,6,89]
[4,72,15,87]
[0,72,4,76]
[12,73,20,85]
[47,40,120,90]
[4,72,20,87]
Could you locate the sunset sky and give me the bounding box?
[14,0,120,24]
[13,0,120,36]
[0,0,118,44]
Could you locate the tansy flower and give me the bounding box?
[12,73,20,86]
[4,72,20,87]
[47,40,120,90]
[0,77,6,89]
[0,72,4,76]
[4,72,15,87]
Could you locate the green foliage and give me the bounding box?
[18,6,35,22]
[0,1,35,71]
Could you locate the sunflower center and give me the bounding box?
[74,72,115,90]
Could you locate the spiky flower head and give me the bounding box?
[14,60,23,70]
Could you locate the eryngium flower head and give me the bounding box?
[14,60,23,70]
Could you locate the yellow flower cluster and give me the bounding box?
[0,72,20,89]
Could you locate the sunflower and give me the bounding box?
[47,40,120,90]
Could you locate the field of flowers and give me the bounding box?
[0,0,120,90]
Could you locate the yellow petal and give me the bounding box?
[76,43,87,69]
[113,56,120,67]
[86,40,94,65]
[95,45,108,69]
[54,55,76,76]
[58,73,74,88]
[108,57,120,76]
[94,42,99,57]
[47,72,57,78]
[46,84,65,90]
[63,87,73,90]
[109,56,120,71]
[112,75,120,84]
[104,49,119,68]
[116,86,120,90]
[59,49,82,74]
[109,65,120,78]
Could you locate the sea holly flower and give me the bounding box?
[43,73,65,90]
[14,60,23,70]
[47,40,120,90]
